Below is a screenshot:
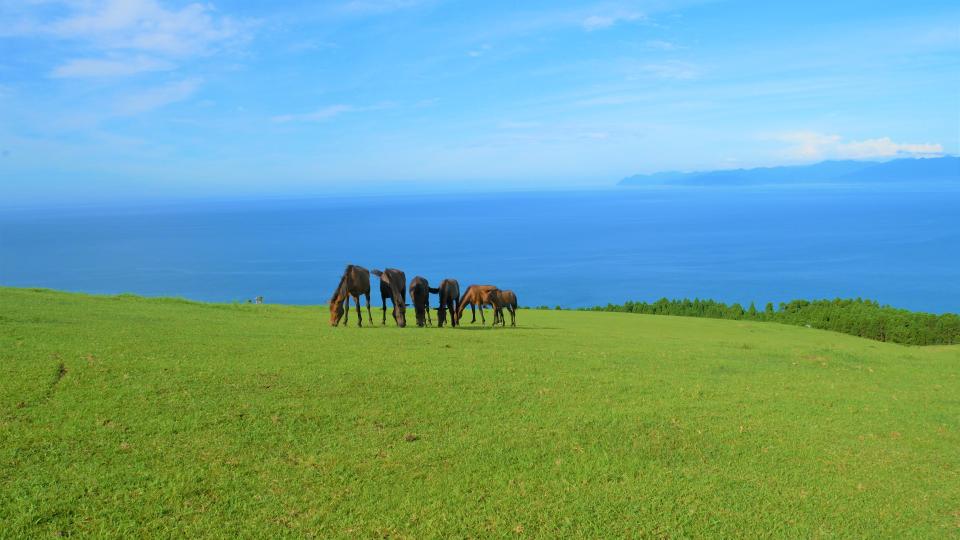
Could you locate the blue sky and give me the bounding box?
[1,0,958,204]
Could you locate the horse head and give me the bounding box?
[394,297,407,327]
[329,298,345,326]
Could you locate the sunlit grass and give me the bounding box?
[1,287,958,537]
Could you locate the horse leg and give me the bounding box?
[479,304,486,325]
[365,292,372,323]
[342,297,349,326]
[354,294,363,327]
[510,305,516,326]
[381,295,387,325]
[426,298,432,326]
[470,304,476,323]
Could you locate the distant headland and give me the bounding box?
[619,156,960,187]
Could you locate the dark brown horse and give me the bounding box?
[371,268,407,327]
[329,264,372,327]
[456,284,497,325]
[409,276,432,327]
[483,288,518,327]
[430,278,460,327]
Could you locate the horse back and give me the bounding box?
[347,265,371,295]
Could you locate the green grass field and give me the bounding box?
[2,287,958,538]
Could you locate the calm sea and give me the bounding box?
[2,186,958,313]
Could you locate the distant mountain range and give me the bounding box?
[618,156,960,186]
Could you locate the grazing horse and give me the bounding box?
[371,268,407,327]
[483,288,518,327]
[329,264,372,327]
[430,278,460,327]
[409,276,432,327]
[456,285,498,325]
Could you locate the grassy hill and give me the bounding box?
[2,287,958,537]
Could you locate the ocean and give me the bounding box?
[2,185,958,313]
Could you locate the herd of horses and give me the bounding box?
[329,264,518,328]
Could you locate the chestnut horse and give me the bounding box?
[483,288,518,327]
[329,264,372,327]
[372,268,407,327]
[409,276,432,327]
[456,284,497,325]
[430,278,460,327]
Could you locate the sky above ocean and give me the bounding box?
[1,1,958,205]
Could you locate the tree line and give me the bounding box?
[577,297,960,346]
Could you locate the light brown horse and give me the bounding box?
[483,288,518,327]
[456,285,498,325]
[330,264,372,327]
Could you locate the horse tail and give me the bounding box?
[370,269,383,278]
[428,287,440,294]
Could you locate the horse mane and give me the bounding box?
[330,273,347,303]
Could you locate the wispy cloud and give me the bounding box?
[115,79,201,115]
[582,12,644,31]
[287,39,339,53]
[51,56,175,78]
[498,120,542,129]
[45,0,247,56]
[630,61,699,80]
[467,43,492,58]
[644,39,679,51]
[337,0,433,16]
[774,131,944,160]
[273,105,357,123]
[8,0,250,79]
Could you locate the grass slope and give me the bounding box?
[1,287,958,538]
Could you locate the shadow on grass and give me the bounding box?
[332,325,558,331]
[452,326,558,331]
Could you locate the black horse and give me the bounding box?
[430,278,460,327]
[409,276,432,327]
[372,268,407,327]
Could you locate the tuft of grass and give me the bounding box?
[1,287,958,537]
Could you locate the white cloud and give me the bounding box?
[775,131,944,160]
[7,1,249,79]
[644,39,678,51]
[273,105,355,123]
[630,61,699,81]
[287,39,339,53]
[45,0,245,57]
[467,43,492,57]
[838,137,943,159]
[51,56,175,78]
[582,12,644,31]
[115,79,201,115]
[499,121,542,129]
[272,102,396,123]
[337,0,431,15]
